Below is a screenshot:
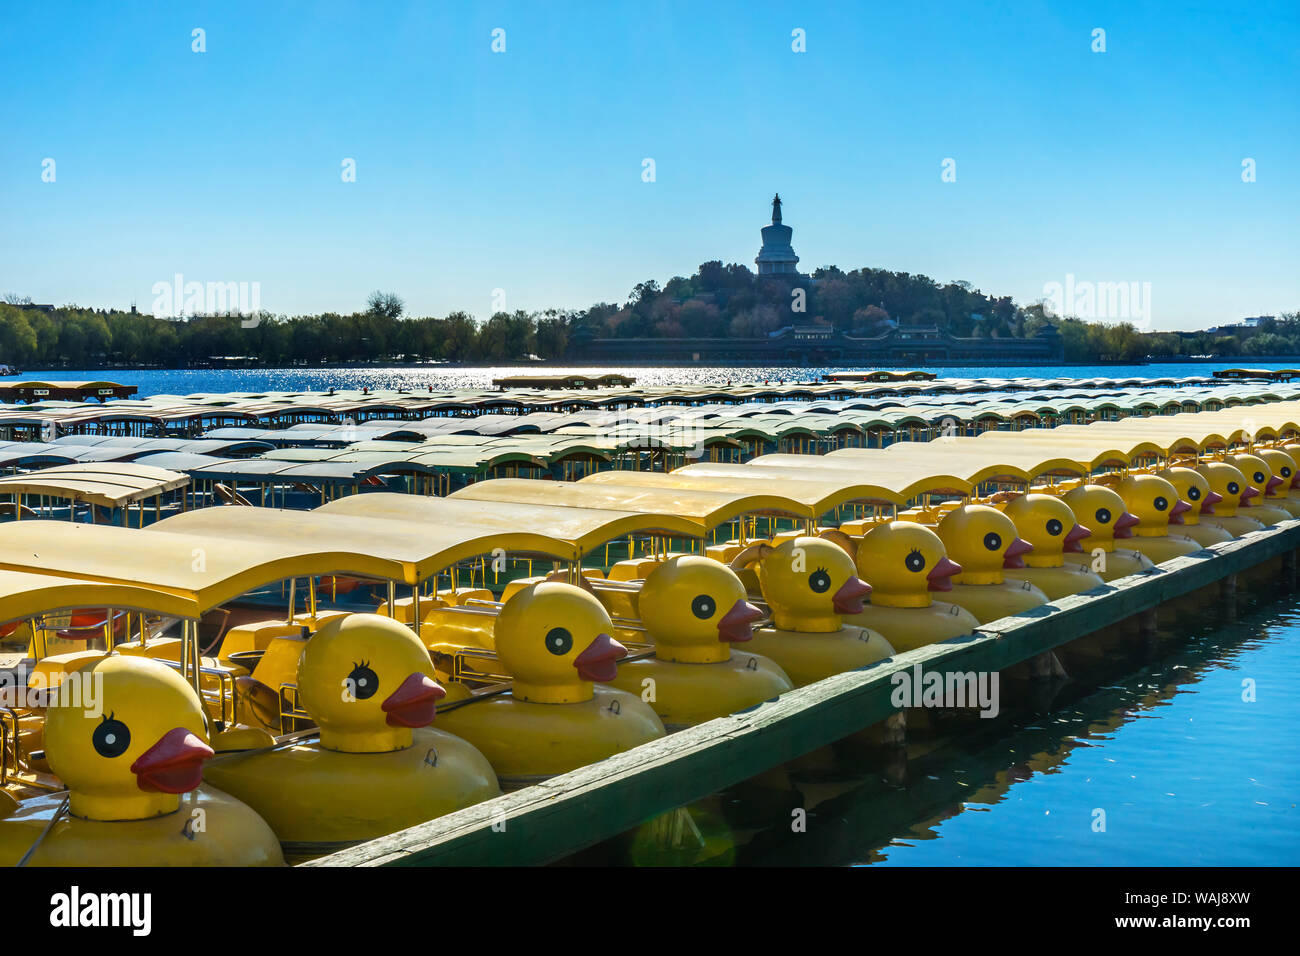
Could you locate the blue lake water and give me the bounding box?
[28,360,1300,397]
[685,588,1300,868]
[579,585,1300,867]
[866,599,1300,867]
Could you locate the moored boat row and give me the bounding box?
[4,399,1300,865]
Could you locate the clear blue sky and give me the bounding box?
[2,0,1296,330]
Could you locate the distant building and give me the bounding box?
[774,325,833,340]
[1208,315,1274,334]
[755,194,801,277]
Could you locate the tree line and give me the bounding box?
[2,264,1294,367]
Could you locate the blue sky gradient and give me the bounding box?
[2,0,1296,329]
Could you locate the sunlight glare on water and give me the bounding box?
[32,361,1299,397]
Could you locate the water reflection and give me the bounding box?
[574,583,1299,866]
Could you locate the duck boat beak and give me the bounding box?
[1168,499,1192,524]
[573,633,627,683]
[926,557,961,592]
[382,672,446,728]
[1240,486,1260,505]
[1201,490,1222,514]
[131,727,213,794]
[717,599,763,643]
[1002,537,1033,568]
[1266,475,1284,495]
[1113,512,1139,538]
[1064,523,1091,552]
[832,577,871,615]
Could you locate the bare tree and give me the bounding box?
[366,290,404,320]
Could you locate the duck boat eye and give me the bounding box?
[983,532,1001,551]
[545,627,573,655]
[1188,486,1200,500]
[691,595,716,619]
[346,662,379,700]
[93,714,131,759]
[1154,497,1168,511]
[1095,508,1111,524]
[1046,518,1063,536]
[904,549,926,572]
[808,569,831,593]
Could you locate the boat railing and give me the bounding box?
[155,658,238,732]
[0,707,18,786]
[457,597,651,637]
[276,682,312,736]
[432,642,658,696]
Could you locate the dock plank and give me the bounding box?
[309,520,1300,867]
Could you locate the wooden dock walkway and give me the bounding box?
[310,519,1300,867]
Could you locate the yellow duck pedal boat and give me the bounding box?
[1059,483,1155,580]
[1256,448,1300,517]
[604,555,791,731]
[1226,452,1293,525]
[1111,473,1203,564]
[1195,461,1267,537]
[730,536,894,687]
[1000,493,1106,600]
[1157,466,1235,547]
[0,655,284,867]
[202,614,500,861]
[932,504,1050,624]
[836,521,979,652]
[435,582,665,789]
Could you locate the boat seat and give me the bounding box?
[705,542,746,563]
[219,621,308,662]
[767,530,805,547]
[293,610,352,628]
[26,650,105,691]
[214,483,253,506]
[421,609,497,650]
[439,587,494,607]
[606,557,663,582]
[501,576,547,601]
[376,595,447,624]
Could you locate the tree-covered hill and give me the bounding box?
[1,263,1291,367]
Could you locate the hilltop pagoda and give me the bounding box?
[755,193,801,277]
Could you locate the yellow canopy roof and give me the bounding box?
[320,491,701,555]
[579,469,881,518]
[676,461,910,504]
[736,454,975,497]
[0,568,203,625]
[456,476,805,529]
[0,520,402,611]
[826,447,1036,484]
[965,433,1148,469]
[149,507,575,582]
[0,462,189,508]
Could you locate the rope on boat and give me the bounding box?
[16,794,70,867]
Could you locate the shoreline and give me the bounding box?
[13,355,1300,374]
